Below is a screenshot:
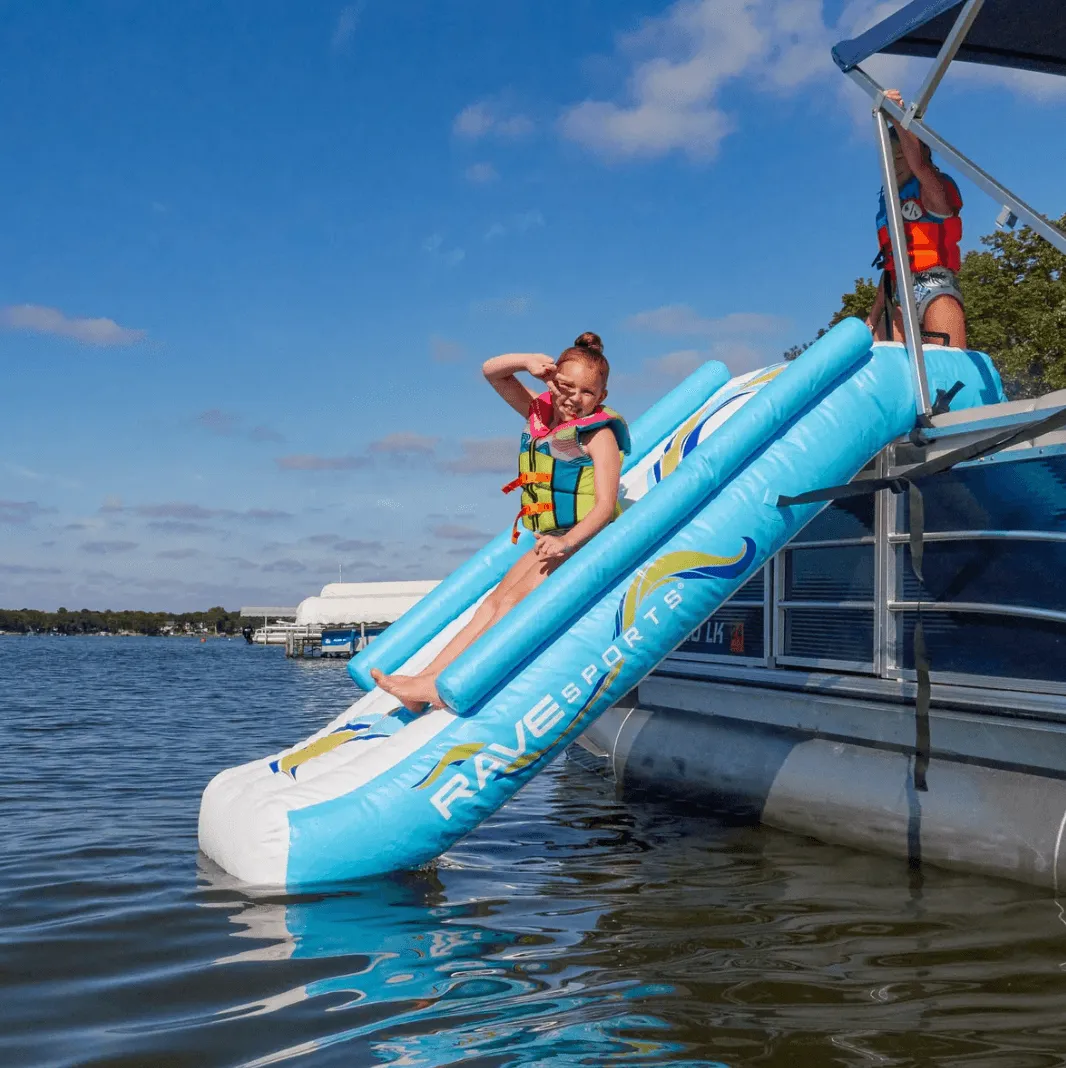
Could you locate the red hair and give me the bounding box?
[556,331,609,384]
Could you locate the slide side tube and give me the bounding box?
[348,359,732,689]
[438,317,873,714]
[286,345,1000,884]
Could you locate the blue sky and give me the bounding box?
[3,0,1065,612]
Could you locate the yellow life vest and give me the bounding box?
[502,392,630,543]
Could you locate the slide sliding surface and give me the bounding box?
[199,322,1004,888]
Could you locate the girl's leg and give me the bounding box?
[370,548,562,711]
[412,549,545,680]
[922,294,966,348]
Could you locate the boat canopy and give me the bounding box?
[830,0,1066,424]
[834,0,1066,79]
[295,580,441,627]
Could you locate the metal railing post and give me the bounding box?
[903,0,985,126]
[849,68,1066,256]
[874,108,932,421]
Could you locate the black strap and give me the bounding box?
[777,399,1066,800]
[908,482,925,585]
[883,269,894,342]
[908,479,930,792]
[913,614,931,792]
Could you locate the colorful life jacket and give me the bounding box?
[502,392,631,543]
[876,172,963,277]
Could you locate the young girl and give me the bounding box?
[371,331,630,712]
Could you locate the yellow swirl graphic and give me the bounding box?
[277,730,361,778]
[413,742,484,790]
[620,546,752,634]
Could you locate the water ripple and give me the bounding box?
[3,637,1066,1066]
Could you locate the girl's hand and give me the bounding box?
[534,533,571,561]
[525,354,557,382]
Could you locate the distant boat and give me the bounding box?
[319,625,386,658]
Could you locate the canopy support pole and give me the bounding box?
[848,67,1066,255]
[903,0,985,125]
[874,106,932,421]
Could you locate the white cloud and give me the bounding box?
[454,100,534,140]
[422,233,465,266]
[0,499,54,525]
[81,540,138,554]
[440,438,515,474]
[197,408,240,435]
[485,210,545,241]
[947,58,1066,101]
[331,3,362,52]
[429,522,494,542]
[465,162,499,184]
[276,454,370,471]
[625,304,786,337]
[558,0,1065,161]
[640,340,769,383]
[713,340,773,374]
[368,432,439,455]
[157,548,200,560]
[1,304,146,346]
[559,0,771,160]
[645,349,705,381]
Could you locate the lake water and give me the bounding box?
[4,636,1066,1067]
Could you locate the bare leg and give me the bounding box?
[869,303,904,343]
[922,294,967,348]
[370,548,563,712]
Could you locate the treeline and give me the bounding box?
[790,213,1066,398]
[0,606,253,636]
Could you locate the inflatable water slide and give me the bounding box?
[199,320,1003,888]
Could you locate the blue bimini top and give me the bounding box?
[833,0,1066,79]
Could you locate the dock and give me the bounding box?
[284,627,324,658]
[244,581,441,660]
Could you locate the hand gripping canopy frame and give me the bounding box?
[832,0,1066,422]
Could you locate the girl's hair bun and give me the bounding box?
[573,331,604,357]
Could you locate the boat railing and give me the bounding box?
[664,399,1066,710]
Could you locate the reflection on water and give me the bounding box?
[202,866,705,1067]
[3,637,1066,1066]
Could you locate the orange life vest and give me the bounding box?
[876,172,963,276]
[501,393,630,544]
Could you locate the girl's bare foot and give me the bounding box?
[369,668,437,714]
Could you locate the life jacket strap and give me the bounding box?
[501,471,551,495]
[510,503,553,543]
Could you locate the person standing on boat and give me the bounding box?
[371,332,629,712]
[866,89,967,349]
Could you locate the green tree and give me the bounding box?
[959,214,1066,397]
[830,216,1066,398]
[829,277,879,327]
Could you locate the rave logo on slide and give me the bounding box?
[614,541,757,639]
[420,537,757,822]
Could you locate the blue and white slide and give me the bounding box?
[199,320,1004,888]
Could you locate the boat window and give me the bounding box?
[887,449,1066,692]
[895,540,1066,612]
[782,607,875,666]
[774,497,878,672]
[793,495,875,543]
[896,611,1066,689]
[673,564,768,665]
[897,454,1066,534]
[677,603,766,661]
[786,545,875,601]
